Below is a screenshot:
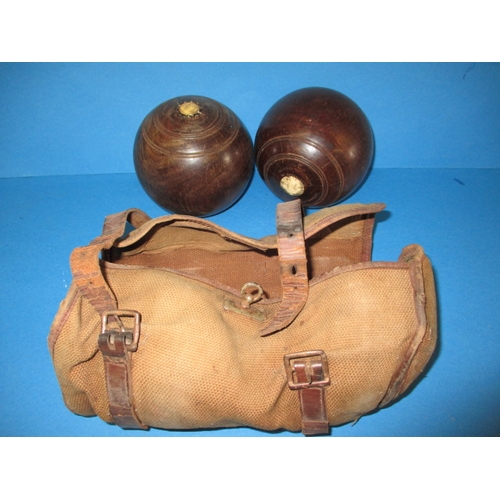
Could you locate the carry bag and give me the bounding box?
[48,200,437,435]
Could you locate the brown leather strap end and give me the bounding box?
[299,387,329,436]
[260,200,308,336]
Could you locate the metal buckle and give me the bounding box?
[284,350,330,390]
[100,310,141,352]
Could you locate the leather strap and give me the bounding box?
[71,212,151,430]
[70,209,151,314]
[98,310,148,430]
[295,360,329,436]
[260,199,308,336]
[284,351,330,436]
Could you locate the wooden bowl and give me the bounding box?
[134,95,254,216]
[255,87,374,207]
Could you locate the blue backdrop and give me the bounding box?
[0,62,499,440]
[1,62,499,178]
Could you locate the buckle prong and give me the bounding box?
[100,310,141,352]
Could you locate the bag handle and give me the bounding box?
[70,207,267,313]
[70,202,386,317]
[70,208,152,314]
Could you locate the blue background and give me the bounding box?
[1,62,499,437]
[2,63,499,177]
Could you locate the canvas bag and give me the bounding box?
[48,200,437,436]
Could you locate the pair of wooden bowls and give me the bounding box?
[133,87,374,216]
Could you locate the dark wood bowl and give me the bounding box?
[255,87,374,207]
[134,95,254,216]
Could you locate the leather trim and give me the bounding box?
[379,245,430,406]
[70,203,385,317]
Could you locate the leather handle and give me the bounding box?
[70,208,151,314]
[260,200,308,336]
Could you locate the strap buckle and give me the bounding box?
[284,350,330,390]
[98,309,147,430]
[100,310,141,352]
[284,350,331,436]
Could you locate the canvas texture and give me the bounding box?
[48,200,437,434]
